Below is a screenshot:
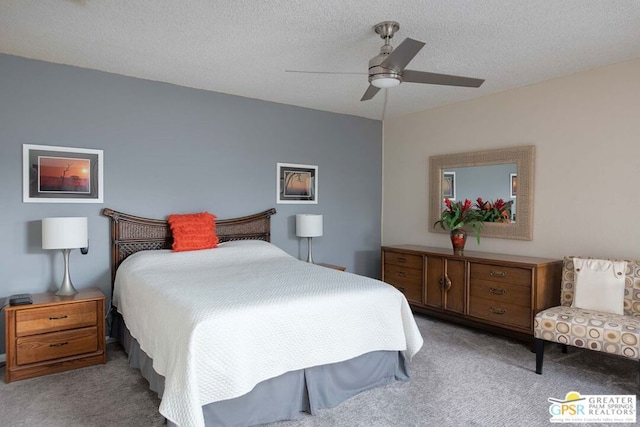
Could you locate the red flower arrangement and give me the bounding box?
[433,198,484,244]
[474,197,513,223]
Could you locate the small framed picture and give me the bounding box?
[23,144,104,203]
[443,171,456,200]
[277,162,317,204]
[510,173,517,198]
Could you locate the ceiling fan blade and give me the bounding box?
[379,38,425,71]
[360,85,381,101]
[285,70,366,75]
[403,70,484,88]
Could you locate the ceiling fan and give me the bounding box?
[287,21,485,102]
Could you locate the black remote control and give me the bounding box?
[9,293,33,306]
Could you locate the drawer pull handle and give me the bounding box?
[395,271,406,277]
[489,287,507,295]
[490,307,506,315]
[49,315,68,320]
[490,271,508,277]
[396,257,407,263]
[49,342,69,348]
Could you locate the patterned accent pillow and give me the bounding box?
[168,212,219,252]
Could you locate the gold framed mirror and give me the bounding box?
[429,145,534,241]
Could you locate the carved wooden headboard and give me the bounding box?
[101,208,276,292]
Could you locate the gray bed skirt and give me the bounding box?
[112,313,410,427]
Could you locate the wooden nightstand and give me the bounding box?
[317,263,346,271]
[5,287,106,383]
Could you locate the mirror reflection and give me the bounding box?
[429,145,534,241]
[442,164,517,222]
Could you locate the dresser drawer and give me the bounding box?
[468,296,531,329]
[470,263,532,287]
[469,280,531,307]
[16,301,98,337]
[383,264,423,303]
[384,251,423,269]
[16,326,99,365]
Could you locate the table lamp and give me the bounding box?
[42,217,88,296]
[296,214,323,263]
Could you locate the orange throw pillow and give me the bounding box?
[167,212,219,252]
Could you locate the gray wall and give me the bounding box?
[0,54,382,353]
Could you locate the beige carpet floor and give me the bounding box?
[1,314,638,426]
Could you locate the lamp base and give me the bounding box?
[56,248,78,296]
[306,237,315,264]
[56,283,78,296]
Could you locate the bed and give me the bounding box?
[102,208,423,427]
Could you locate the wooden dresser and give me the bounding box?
[5,288,106,383]
[382,245,562,341]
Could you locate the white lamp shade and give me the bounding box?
[296,214,323,237]
[42,217,88,249]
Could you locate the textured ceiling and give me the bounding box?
[1,1,640,120]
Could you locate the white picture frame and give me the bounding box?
[276,162,318,204]
[23,144,104,203]
[443,171,456,200]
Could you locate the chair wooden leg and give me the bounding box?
[535,338,545,374]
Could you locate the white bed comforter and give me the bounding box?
[113,240,423,427]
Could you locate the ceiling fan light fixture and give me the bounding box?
[371,75,401,89]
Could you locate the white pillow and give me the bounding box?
[572,258,626,315]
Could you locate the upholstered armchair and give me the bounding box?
[533,256,640,374]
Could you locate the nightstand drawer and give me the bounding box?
[16,301,98,336]
[16,326,99,365]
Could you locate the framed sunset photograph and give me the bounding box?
[277,162,317,204]
[23,144,104,203]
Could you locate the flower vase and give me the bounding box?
[450,229,467,255]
